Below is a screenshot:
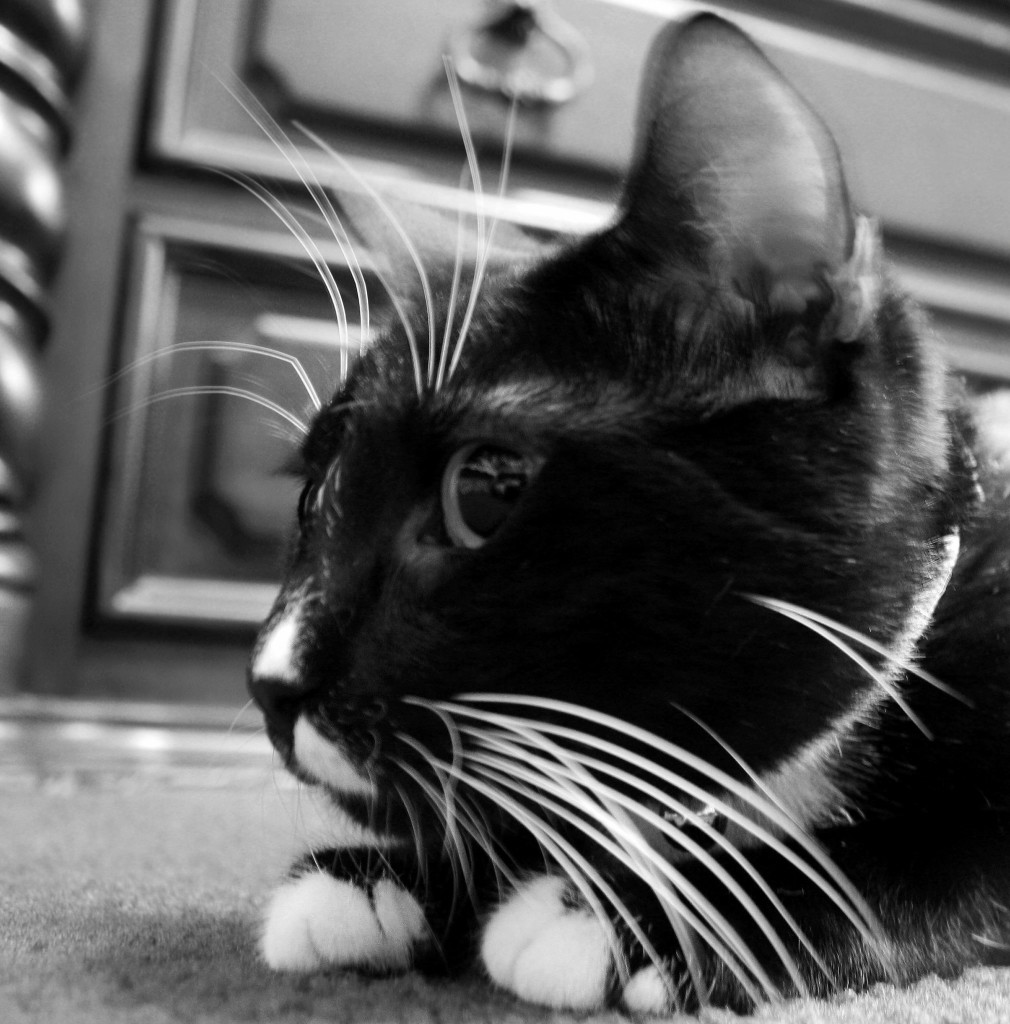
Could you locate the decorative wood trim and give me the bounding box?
[0,0,86,692]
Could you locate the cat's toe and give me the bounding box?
[261,870,428,972]
[621,963,678,1015]
[481,875,617,1010]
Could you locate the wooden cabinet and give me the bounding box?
[26,0,1010,709]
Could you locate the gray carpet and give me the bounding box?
[3,771,1009,1024]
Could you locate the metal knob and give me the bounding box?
[448,0,593,106]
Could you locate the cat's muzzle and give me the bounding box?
[249,672,388,762]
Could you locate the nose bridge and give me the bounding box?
[250,583,311,686]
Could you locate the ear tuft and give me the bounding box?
[817,216,882,343]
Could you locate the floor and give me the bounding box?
[3,697,1010,1024]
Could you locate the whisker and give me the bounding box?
[468,747,779,1004]
[98,340,322,410]
[466,757,740,1009]
[228,698,259,736]
[391,755,463,903]
[747,601,933,739]
[434,166,471,393]
[447,95,520,383]
[669,702,799,826]
[741,593,970,705]
[222,172,352,367]
[395,734,466,875]
[441,696,888,965]
[109,386,309,436]
[218,78,371,362]
[390,777,428,889]
[426,754,636,993]
[399,696,525,896]
[294,123,434,395]
[470,728,822,995]
[392,742,475,914]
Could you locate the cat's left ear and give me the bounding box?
[621,13,878,333]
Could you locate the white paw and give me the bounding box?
[481,875,617,1010]
[260,870,428,972]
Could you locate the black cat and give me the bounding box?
[247,13,1010,1013]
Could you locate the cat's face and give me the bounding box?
[249,16,969,844]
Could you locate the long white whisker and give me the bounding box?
[394,738,475,910]
[469,724,704,1001]
[441,696,887,963]
[402,699,466,836]
[223,172,351,369]
[471,728,821,994]
[467,756,761,1009]
[469,746,778,1004]
[294,123,436,393]
[741,593,969,705]
[111,386,308,435]
[100,340,322,410]
[391,753,468,918]
[447,94,519,382]
[390,777,428,890]
[218,78,371,358]
[434,167,470,393]
[424,753,636,992]
[399,696,529,896]
[745,602,933,739]
[670,702,800,826]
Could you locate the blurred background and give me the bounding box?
[2,0,1010,771]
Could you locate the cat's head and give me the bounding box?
[249,15,974,842]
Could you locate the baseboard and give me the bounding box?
[0,694,275,787]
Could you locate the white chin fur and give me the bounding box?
[261,871,427,972]
[293,717,375,798]
[481,875,615,1010]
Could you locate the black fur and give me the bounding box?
[249,13,1010,1011]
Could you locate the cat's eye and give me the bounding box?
[441,443,539,549]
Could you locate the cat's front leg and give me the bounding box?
[261,845,459,975]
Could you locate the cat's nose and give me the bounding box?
[249,675,311,732]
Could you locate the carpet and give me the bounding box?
[4,769,1010,1024]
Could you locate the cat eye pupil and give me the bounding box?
[442,444,536,549]
[457,463,526,538]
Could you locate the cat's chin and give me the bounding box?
[290,716,378,800]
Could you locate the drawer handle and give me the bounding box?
[448,1,593,106]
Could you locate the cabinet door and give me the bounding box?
[97,215,383,627]
[149,0,1010,254]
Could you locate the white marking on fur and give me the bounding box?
[293,717,376,797]
[481,875,614,1010]
[261,871,426,971]
[252,607,302,684]
[621,964,672,1014]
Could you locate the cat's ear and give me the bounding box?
[621,13,875,329]
[335,186,544,297]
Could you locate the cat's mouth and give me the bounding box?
[286,713,380,799]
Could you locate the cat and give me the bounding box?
[246,12,1010,1014]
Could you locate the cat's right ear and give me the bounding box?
[618,14,870,327]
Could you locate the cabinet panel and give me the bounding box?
[149,0,1010,255]
[97,216,381,627]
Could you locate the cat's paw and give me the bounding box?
[261,869,428,973]
[481,875,618,1010]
